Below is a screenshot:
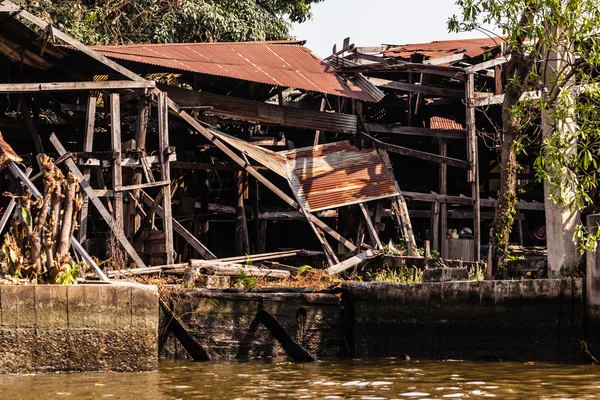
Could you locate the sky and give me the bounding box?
[291,0,497,57]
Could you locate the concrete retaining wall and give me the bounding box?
[0,283,158,374]
[163,289,343,360]
[342,279,584,363]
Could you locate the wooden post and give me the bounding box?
[79,95,97,248]
[110,93,124,233]
[466,72,481,261]
[131,94,150,236]
[252,176,260,253]
[157,92,175,265]
[235,170,250,255]
[359,203,383,250]
[440,139,448,258]
[313,97,327,146]
[200,170,210,245]
[431,201,440,252]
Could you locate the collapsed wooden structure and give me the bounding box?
[0,2,548,280]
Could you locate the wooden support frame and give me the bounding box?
[160,92,357,254]
[367,77,466,98]
[365,123,466,140]
[49,133,147,269]
[235,170,250,255]
[439,140,448,258]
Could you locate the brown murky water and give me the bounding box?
[0,359,599,399]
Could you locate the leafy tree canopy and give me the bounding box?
[16,0,323,44]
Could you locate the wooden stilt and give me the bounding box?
[79,96,97,248]
[359,203,383,250]
[252,176,260,253]
[440,139,448,258]
[466,73,481,261]
[157,92,175,265]
[110,93,124,233]
[432,201,440,252]
[131,94,150,236]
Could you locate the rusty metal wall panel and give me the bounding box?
[285,142,398,212]
[86,42,373,101]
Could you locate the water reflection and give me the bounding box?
[0,359,598,399]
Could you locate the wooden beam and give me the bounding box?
[361,131,470,169]
[423,52,466,65]
[140,191,216,260]
[327,249,379,275]
[19,96,44,153]
[366,123,466,140]
[472,90,540,107]
[0,81,155,93]
[359,203,383,250]
[440,140,448,258]
[115,180,169,192]
[77,153,176,168]
[160,91,358,253]
[402,191,544,211]
[49,133,147,269]
[159,84,358,135]
[466,55,510,72]
[340,61,466,79]
[367,77,465,98]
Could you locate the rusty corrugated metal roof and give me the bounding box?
[384,37,501,61]
[285,142,398,212]
[430,116,464,131]
[84,41,373,101]
[0,131,22,168]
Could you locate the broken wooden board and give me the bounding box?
[326,249,380,275]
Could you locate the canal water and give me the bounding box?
[0,359,598,399]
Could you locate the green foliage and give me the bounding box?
[297,265,313,275]
[367,266,423,285]
[233,269,258,289]
[430,249,441,258]
[244,254,253,266]
[54,262,80,285]
[20,207,31,227]
[450,0,600,256]
[15,0,324,45]
[468,262,486,281]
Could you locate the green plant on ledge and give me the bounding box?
[233,269,258,290]
[367,266,423,285]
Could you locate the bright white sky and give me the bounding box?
[291,0,498,57]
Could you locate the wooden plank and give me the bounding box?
[78,153,176,168]
[157,92,175,265]
[367,77,465,98]
[0,81,154,93]
[326,249,379,275]
[159,84,358,135]
[466,73,481,261]
[110,93,124,233]
[423,52,466,65]
[140,190,216,260]
[49,133,147,269]
[161,92,358,253]
[79,96,97,246]
[340,60,466,78]
[472,90,540,107]
[361,131,469,169]
[402,191,544,211]
[359,203,383,250]
[365,123,466,140]
[115,180,169,192]
[466,55,510,72]
[188,262,290,279]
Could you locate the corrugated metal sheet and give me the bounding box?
[84,41,374,101]
[0,131,22,168]
[384,37,501,61]
[430,116,464,131]
[285,142,398,212]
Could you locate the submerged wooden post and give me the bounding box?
[157,92,175,265]
[466,73,481,261]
